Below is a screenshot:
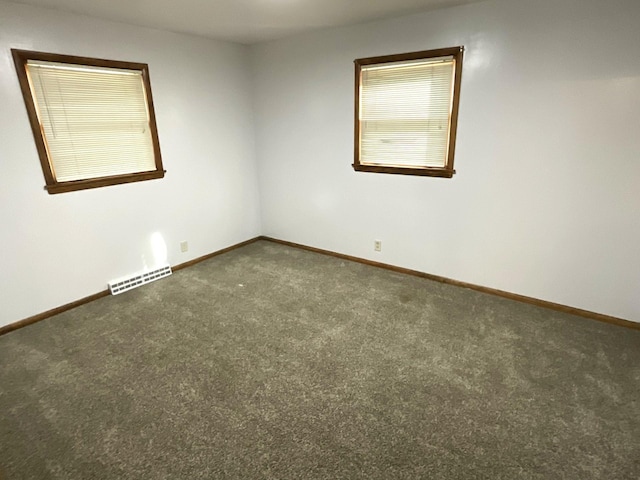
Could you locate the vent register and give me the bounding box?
[108,265,172,295]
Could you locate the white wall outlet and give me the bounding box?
[374,240,382,252]
[180,241,189,253]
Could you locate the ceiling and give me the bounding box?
[10,0,485,44]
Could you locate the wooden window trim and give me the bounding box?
[353,46,464,178]
[12,49,165,194]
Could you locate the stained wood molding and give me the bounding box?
[0,290,110,337]
[260,236,640,331]
[173,237,261,271]
[2,235,637,336]
[0,236,262,337]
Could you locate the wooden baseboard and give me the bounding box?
[173,236,262,271]
[0,236,262,337]
[3,235,637,336]
[260,236,640,331]
[0,290,110,337]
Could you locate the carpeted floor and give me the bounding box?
[1,240,639,479]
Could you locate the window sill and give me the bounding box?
[45,170,166,194]
[352,164,455,178]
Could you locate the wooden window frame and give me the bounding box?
[353,46,464,178]
[12,49,165,194]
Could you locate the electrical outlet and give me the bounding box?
[180,241,189,253]
[374,240,382,252]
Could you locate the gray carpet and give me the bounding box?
[1,240,639,479]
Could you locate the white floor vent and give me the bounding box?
[108,265,172,295]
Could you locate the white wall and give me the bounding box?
[251,0,640,322]
[0,1,261,328]
[2,0,638,328]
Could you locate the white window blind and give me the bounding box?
[25,60,156,182]
[359,56,456,168]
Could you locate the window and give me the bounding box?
[353,46,463,178]
[12,49,165,194]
